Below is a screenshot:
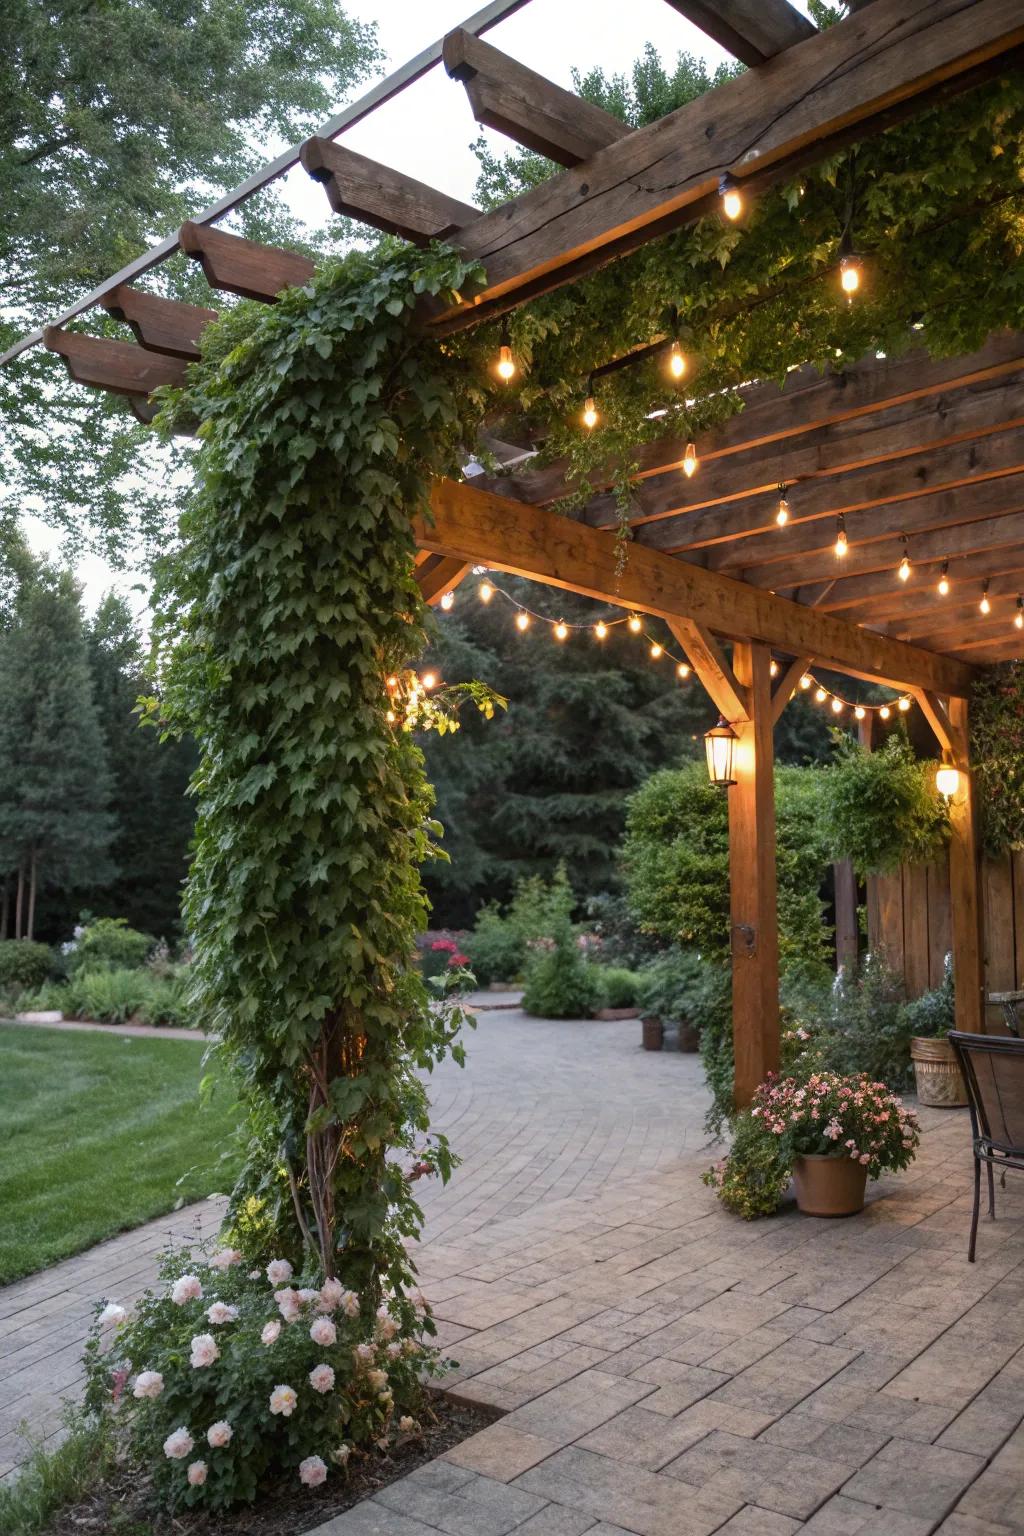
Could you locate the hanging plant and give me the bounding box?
[821,732,948,876]
[970,662,1024,857]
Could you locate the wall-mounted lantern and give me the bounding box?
[704,719,738,788]
[936,763,961,800]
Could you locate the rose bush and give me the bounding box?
[84,1247,434,1510]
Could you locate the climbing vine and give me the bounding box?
[971,663,1024,856]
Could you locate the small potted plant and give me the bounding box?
[752,1071,921,1216]
[905,956,967,1107]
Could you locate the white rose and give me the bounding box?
[331,1443,351,1466]
[299,1454,328,1487]
[205,1302,239,1326]
[163,1427,194,1460]
[209,1248,242,1272]
[266,1259,293,1286]
[309,1316,337,1348]
[189,1333,220,1369]
[133,1370,164,1400]
[269,1384,297,1417]
[171,1274,203,1306]
[98,1302,127,1329]
[261,1320,282,1346]
[207,1420,233,1448]
[309,1364,335,1394]
[319,1277,344,1312]
[187,1459,208,1486]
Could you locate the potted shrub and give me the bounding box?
[636,949,706,1052]
[593,966,642,1020]
[904,956,966,1107]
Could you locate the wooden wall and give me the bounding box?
[864,850,1024,1028]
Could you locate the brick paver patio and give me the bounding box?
[3,1008,1023,1532]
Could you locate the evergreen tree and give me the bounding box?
[0,562,114,939]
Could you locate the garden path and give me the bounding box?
[0,1007,709,1480]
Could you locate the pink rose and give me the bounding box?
[163,1427,194,1460]
[299,1455,328,1487]
[133,1370,164,1399]
[269,1385,297,1417]
[207,1420,233,1448]
[187,1460,208,1486]
[309,1316,337,1348]
[206,1302,239,1326]
[189,1333,220,1369]
[171,1274,203,1306]
[209,1248,242,1272]
[261,1320,282,1345]
[266,1259,293,1286]
[309,1364,335,1394]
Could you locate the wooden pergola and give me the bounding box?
[10,0,1024,1103]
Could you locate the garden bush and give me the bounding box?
[65,917,155,975]
[27,968,194,1028]
[464,865,585,986]
[820,952,913,1088]
[521,922,601,1019]
[0,939,55,991]
[594,967,642,1008]
[84,1247,441,1512]
[636,947,708,1023]
[902,954,955,1040]
[821,733,948,876]
[418,936,470,982]
[463,904,524,986]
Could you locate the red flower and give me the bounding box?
[449,952,470,968]
[431,938,457,953]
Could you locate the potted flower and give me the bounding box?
[904,956,967,1107]
[751,1071,921,1216]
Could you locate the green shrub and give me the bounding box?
[821,733,948,876]
[702,1107,791,1219]
[65,917,155,975]
[820,951,912,1088]
[522,923,601,1019]
[903,954,955,1040]
[584,891,664,970]
[0,1406,114,1536]
[39,968,194,1028]
[0,940,55,991]
[465,865,585,986]
[594,967,642,1008]
[637,947,707,1022]
[464,904,524,985]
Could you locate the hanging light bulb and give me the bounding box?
[650,642,663,660]
[554,620,569,641]
[769,659,779,678]
[386,675,398,690]
[1015,595,1024,631]
[668,340,687,380]
[386,709,396,723]
[718,173,743,221]
[838,230,862,298]
[879,705,891,721]
[594,620,608,640]
[854,705,866,720]
[421,672,438,690]
[898,697,911,712]
[677,662,690,679]
[815,687,827,703]
[495,316,516,381]
[776,486,790,527]
[800,674,812,690]
[582,375,598,430]
[440,590,455,611]
[516,610,530,632]
[683,440,698,478]
[628,614,642,634]
[897,535,911,582]
[831,697,844,714]
[980,581,992,615]
[479,580,494,603]
[834,513,848,558]
[937,559,950,597]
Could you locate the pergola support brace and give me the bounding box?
[947,696,986,1033]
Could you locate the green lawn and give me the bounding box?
[0,1023,244,1285]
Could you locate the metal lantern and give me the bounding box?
[704,718,737,788]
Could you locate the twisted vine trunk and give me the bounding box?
[306,1010,368,1281]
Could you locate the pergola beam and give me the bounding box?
[442,28,632,165]
[101,286,217,360]
[814,544,1024,612]
[300,139,479,242]
[179,222,315,302]
[662,0,815,66]
[418,478,974,696]
[427,0,1024,328]
[416,555,472,605]
[667,619,749,722]
[43,327,188,398]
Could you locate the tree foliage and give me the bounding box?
[970,662,1024,856]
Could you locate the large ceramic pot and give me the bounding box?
[910,1035,968,1107]
[793,1153,868,1217]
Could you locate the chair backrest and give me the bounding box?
[949,1032,1024,1154]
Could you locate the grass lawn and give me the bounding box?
[0,1023,244,1286]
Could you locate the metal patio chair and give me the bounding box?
[948,1031,1024,1262]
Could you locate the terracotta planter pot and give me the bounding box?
[793,1153,868,1217]
[910,1035,968,1107]
[596,1006,641,1021]
[641,1015,664,1051]
[677,1020,700,1053]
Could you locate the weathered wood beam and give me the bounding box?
[814,544,1024,613]
[662,0,815,66]
[886,593,1024,642]
[442,28,631,166]
[427,0,1024,328]
[43,327,188,398]
[300,139,479,243]
[737,506,1024,591]
[666,619,749,721]
[416,554,471,606]
[948,696,985,1032]
[910,689,963,759]
[101,286,217,359]
[729,641,780,1106]
[896,615,1024,653]
[179,222,314,302]
[771,654,813,726]
[605,385,1024,551]
[418,478,975,696]
[481,332,1024,510]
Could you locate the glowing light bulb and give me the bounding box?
[628,614,642,634]
[769,659,779,678]
[386,676,398,690]
[554,620,569,641]
[839,254,862,297]
[936,765,961,798]
[421,672,437,690]
[800,674,812,690]
[479,580,493,603]
[880,705,891,721]
[898,696,911,712]
[516,611,530,632]
[897,543,912,582]
[815,687,827,703]
[594,621,608,640]
[832,698,844,714]
[719,174,742,221]
[386,709,396,723]
[776,489,790,527]
[497,344,515,382]
[1016,596,1024,631]
[683,440,698,478]
[855,705,866,720]
[677,663,690,679]
[650,642,663,660]
[668,341,687,380]
[834,516,848,558]
[582,395,598,430]
[440,590,454,611]
[980,582,991,615]
[937,560,950,597]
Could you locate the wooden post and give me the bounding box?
[729,642,780,1107]
[834,859,859,974]
[948,695,986,1031]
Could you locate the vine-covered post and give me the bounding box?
[948,696,985,1033]
[729,641,780,1107]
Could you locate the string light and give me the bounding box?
[421,672,438,690]
[496,317,515,382]
[677,662,690,679]
[839,248,862,298]
[898,696,911,712]
[855,705,866,720]
[650,642,663,659]
[668,341,687,380]
[554,620,569,641]
[800,674,812,690]
[815,686,827,703]
[479,580,494,603]
[386,675,398,690]
[628,614,642,634]
[516,610,530,631]
[582,375,598,430]
[831,698,844,714]
[937,559,950,597]
[594,620,608,640]
[1016,595,1024,631]
[897,535,911,582]
[683,440,698,478]
[879,705,891,720]
[980,580,992,615]
[440,590,455,610]
[718,173,743,221]
[834,513,848,558]
[776,486,790,527]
